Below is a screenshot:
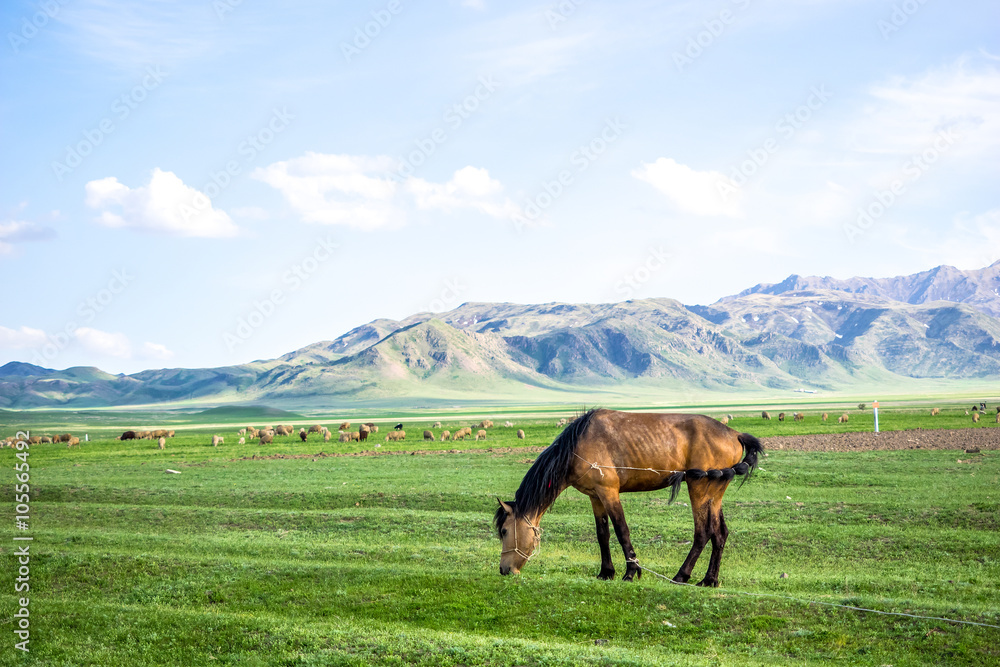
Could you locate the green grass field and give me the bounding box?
[1,405,998,665]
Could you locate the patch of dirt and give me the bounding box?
[764,428,999,452]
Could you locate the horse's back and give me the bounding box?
[580,409,744,472]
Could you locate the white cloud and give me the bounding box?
[140,341,174,361]
[848,58,1000,159]
[74,327,132,359]
[252,153,400,230]
[632,158,742,217]
[0,325,47,349]
[85,168,239,238]
[407,166,520,219]
[0,220,57,254]
[255,153,519,228]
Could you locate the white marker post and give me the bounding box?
[873,400,879,434]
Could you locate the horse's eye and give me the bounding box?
[501,528,507,537]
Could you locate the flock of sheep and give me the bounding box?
[7,404,996,452]
[3,432,81,447]
[208,418,529,448]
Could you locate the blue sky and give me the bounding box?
[2,0,998,374]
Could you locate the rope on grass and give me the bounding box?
[634,562,1000,630]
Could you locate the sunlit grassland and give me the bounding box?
[0,409,998,666]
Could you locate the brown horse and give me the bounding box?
[495,409,763,586]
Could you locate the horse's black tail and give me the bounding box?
[666,432,764,503]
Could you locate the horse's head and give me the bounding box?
[495,499,540,575]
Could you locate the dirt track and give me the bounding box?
[764,427,1000,452]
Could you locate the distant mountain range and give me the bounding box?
[3,261,999,409]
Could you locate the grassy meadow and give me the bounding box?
[1,403,998,665]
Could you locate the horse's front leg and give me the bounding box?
[590,496,615,580]
[602,495,641,582]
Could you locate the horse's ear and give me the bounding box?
[497,498,513,514]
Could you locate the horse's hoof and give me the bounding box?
[622,572,634,582]
[672,574,690,584]
[597,570,615,580]
[696,579,718,588]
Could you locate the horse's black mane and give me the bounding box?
[494,409,598,537]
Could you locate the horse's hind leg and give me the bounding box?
[673,500,710,583]
[697,505,729,587]
[590,496,615,580]
[696,484,731,587]
[673,479,719,584]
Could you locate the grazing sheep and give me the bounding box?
[794,413,804,422]
[359,424,371,434]
[837,415,846,424]
[56,433,74,443]
[40,436,52,444]
[364,423,378,433]
[433,422,442,429]
[339,421,351,431]
[308,424,322,434]
[158,437,166,449]
[121,430,137,440]
[247,427,260,439]
[973,412,980,423]
[931,408,940,416]
[324,430,331,442]
[358,428,368,442]
[477,420,494,429]
[259,434,273,445]
[394,423,403,430]
[167,430,175,438]
[384,430,406,442]
[441,430,451,441]
[517,429,525,440]
[504,421,514,428]
[28,436,41,444]
[299,429,308,441]
[840,413,849,423]
[719,416,729,425]
[339,433,352,443]
[476,429,487,441]
[238,437,245,445]
[275,425,293,436]
[996,412,1000,424]
[212,435,224,447]
[423,430,434,441]
[67,437,80,448]
[452,427,469,441]
[238,428,247,436]
[557,418,568,426]
[778,413,786,422]
[821,413,828,422]
[762,411,771,420]
[972,405,979,412]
